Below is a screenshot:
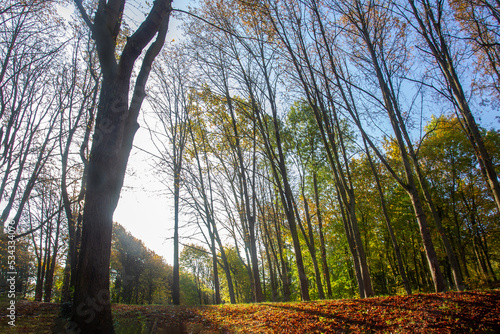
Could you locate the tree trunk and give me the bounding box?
[71,0,172,331]
[172,166,181,305]
[338,191,365,298]
[210,222,222,304]
[44,213,61,302]
[297,187,325,299]
[61,258,71,303]
[364,143,412,295]
[408,0,500,213]
[313,173,333,298]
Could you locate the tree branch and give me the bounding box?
[73,0,93,29]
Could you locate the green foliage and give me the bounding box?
[180,271,214,305]
[419,115,500,285]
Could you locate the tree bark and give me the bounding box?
[71,1,172,332]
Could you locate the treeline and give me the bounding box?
[0,0,499,311]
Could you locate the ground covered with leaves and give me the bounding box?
[1,290,499,333]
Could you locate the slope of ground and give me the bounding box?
[1,290,499,333]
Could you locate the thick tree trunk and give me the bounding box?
[71,1,171,331]
[72,100,127,331]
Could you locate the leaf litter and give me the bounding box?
[1,290,499,333]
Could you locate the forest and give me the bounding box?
[0,0,499,332]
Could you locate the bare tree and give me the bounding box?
[58,30,99,302]
[0,0,63,230]
[147,45,192,305]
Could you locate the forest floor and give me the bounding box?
[1,290,499,333]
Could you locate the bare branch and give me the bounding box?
[73,0,93,29]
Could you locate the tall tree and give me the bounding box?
[261,0,374,297]
[71,1,173,332]
[287,102,328,299]
[186,11,265,301]
[334,0,448,292]
[363,139,412,295]
[0,0,63,230]
[148,45,192,305]
[58,30,99,302]
[405,0,500,213]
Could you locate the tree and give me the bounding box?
[363,140,412,295]
[148,45,193,306]
[28,175,63,302]
[418,115,500,284]
[180,244,214,304]
[111,223,172,305]
[287,102,329,299]
[189,16,265,300]
[450,0,500,103]
[71,0,173,332]
[260,0,374,297]
[405,0,500,213]
[58,30,99,302]
[332,0,450,292]
[0,0,64,230]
